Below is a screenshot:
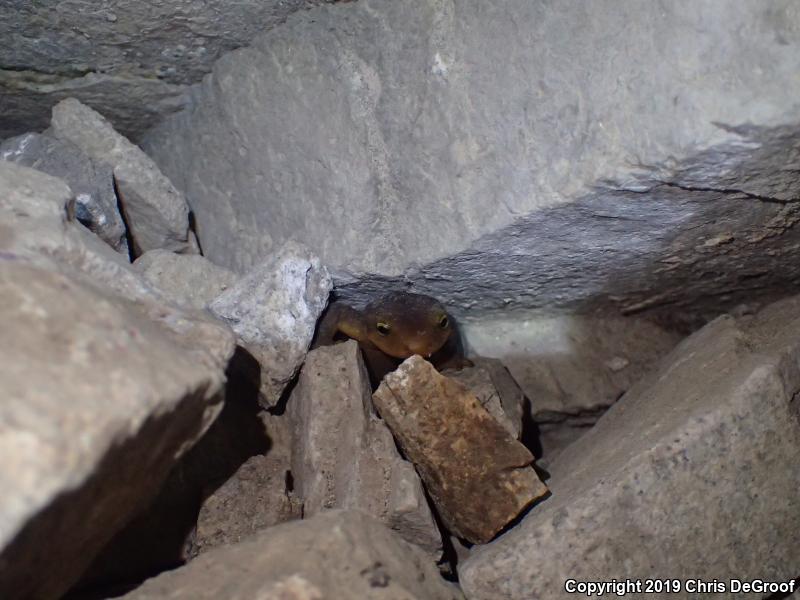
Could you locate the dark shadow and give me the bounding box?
[65,346,271,599]
[187,210,204,256]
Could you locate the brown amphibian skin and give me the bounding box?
[313,292,469,387]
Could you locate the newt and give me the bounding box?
[313,291,469,387]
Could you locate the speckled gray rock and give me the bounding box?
[209,241,332,407]
[0,131,128,253]
[134,249,238,309]
[144,0,800,326]
[50,98,193,256]
[289,341,441,555]
[119,510,463,600]
[460,298,800,599]
[0,1,332,141]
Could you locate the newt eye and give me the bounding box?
[437,314,449,329]
[376,321,391,336]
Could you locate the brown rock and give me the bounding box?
[289,341,441,555]
[373,356,548,544]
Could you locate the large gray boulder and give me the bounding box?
[144,0,800,324]
[0,161,234,599]
[459,296,800,599]
[119,510,463,600]
[0,1,329,141]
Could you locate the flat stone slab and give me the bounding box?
[373,356,548,544]
[119,510,463,600]
[460,296,800,599]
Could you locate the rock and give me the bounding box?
[463,315,680,429]
[0,131,128,253]
[460,297,800,599]
[289,341,441,555]
[134,249,238,309]
[373,356,548,544]
[209,241,333,408]
[444,358,524,439]
[0,1,330,141]
[119,510,463,600]
[50,98,194,256]
[191,411,301,556]
[0,160,235,598]
[0,259,230,600]
[144,0,800,327]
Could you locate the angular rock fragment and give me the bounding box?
[0,161,235,599]
[119,511,463,600]
[0,261,228,600]
[0,131,128,253]
[373,357,548,544]
[209,241,333,407]
[289,341,441,555]
[50,97,194,256]
[460,299,800,599]
[134,249,238,309]
[444,357,525,439]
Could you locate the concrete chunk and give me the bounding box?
[373,357,548,544]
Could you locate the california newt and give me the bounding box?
[313,291,469,387]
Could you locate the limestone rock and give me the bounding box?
[460,297,800,599]
[0,131,128,253]
[373,357,548,544]
[50,98,193,256]
[289,341,441,555]
[144,0,800,326]
[134,249,238,309]
[119,510,463,600]
[444,358,524,439]
[0,260,228,600]
[209,241,333,408]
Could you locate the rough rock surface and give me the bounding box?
[464,314,680,427]
[460,297,800,599]
[120,510,463,600]
[0,161,235,599]
[443,358,524,440]
[373,356,548,544]
[289,341,441,555]
[209,241,333,407]
[0,1,333,141]
[134,249,238,309]
[144,0,800,325]
[0,131,127,253]
[191,412,301,556]
[51,98,193,256]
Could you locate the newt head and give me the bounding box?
[362,292,453,359]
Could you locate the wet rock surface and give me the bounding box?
[289,341,442,555]
[209,241,333,408]
[460,296,800,599]
[119,510,464,600]
[373,356,548,544]
[51,98,194,256]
